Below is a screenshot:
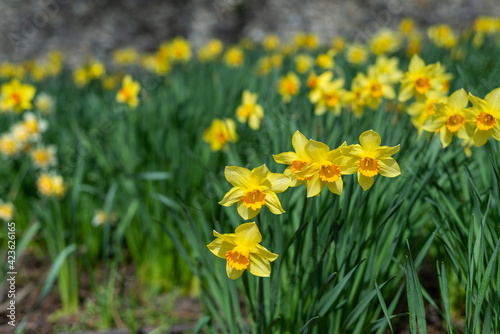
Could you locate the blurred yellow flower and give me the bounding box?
[116,75,141,109]
[92,210,118,227]
[0,200,14,221]
[406,91,448,136]
[207,222,278,279]
[406,33,422,56]
[399,18,415,36]
[198,39,224,62]
[422,89,474,148]
[346,43,368,65]
[203,118,238,151]
[236,91,264,130]
[331,36,346,52]
[273,131,312,187]
[370,28,402,55]
[278,72,300,103]
[169,37,192,63]
[295,54,314,74]
[30,145,57,169]
[304,33,320,50]
[112,47,139,65]
[341,130,400,191]
[373,56,403,84]
[0,134,20,157]
[0,79,36,113]
[316,50,335,69]
[398,54,441,102]
[428,24,457,49]
[34,93,56,115]
[224,47,244,67]
[468,88,500,146]
[219,164,290,220]
[263,34,280,51]
[37,173,66,198]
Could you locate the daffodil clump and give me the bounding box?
[116,75,141,109]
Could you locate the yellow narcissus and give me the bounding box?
[0,79,36,113]
[407,91,448,137]
[207,222,278,279]
[341,130,401,191]
[236,90,264,130]
[422,89,474,148]
[398,55,441,102]
[278,72,301,103]
[203,118,238,152]
[219,165,290,220]
[116,75,141,109]
[468,88,500,146]
[273,131,311,187]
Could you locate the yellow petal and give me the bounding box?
[251,244,279,262]
[359,130,381,151]
[325,178,343,195]
[485,87,500,110]
[342,157,359,175]
[409,54,424,72]
[237,201,260,220]
[422,116,445,132]
[226,263,245,279]
[219,187,245,206]
[358,172,374,191]
[273,152,298,165]
[235,222,262,245]
[248,114,261,130]
[468,93,487,114]
[378,158,401,177]
[264,192,285,215]
[398,83,414,102]
[250,164,270,184]
[292,131,309,157]
[225,166,251,187]
[306,173,322,197]
[448,88,468,109]
[440,128,453,148]
[247,254,272,277]
[207,236,236,259]
[374,144,400,158]
[492,124,500,141]
[472,129,492,147]
[340,144,363,158]
[305,139,330,162]
[267,173,290,193]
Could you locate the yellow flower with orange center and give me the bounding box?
[203,118,238,152]
[428,24,457,49]
[169,37,192,63]
[207,222,278,279]
[406,91,448,136]
[278,72,301,103]
[467,88,500,146]
[224,47,244,67]
[0,79,36,113]
[273,131,313,187]
[219,165,290,220]
[116,75,141,109]
[235,91,264,130]
[422,89,474,148]
[398,55,442,102]
[112,48,139,66]
[341,130,400,191]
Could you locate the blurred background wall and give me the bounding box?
[0,0,499,65]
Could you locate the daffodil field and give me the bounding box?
[1,16,500,333]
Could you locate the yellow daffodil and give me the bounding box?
[22,112,48,142]
[224,47,244,67]
[116,75,141,109]
[112,48,139,66]
[295,54,314,74]
[0,79,36,113]
[331,36,346,52]
[370,28,402,55]
[236,91,264,130]
[198,39,224,62]
[406,91,448,136]
[207,222,278,279]
[203,118,238,151]
[279,72,300,103]
[346,43,368,65]
[37,173,66,198]
[428,24,457,49]
[307,71,318,89]
[142,53,171,75]
[169,37,192,63]
[0,200,14,221]
[270,53,283,69]
[468,88,500,146]
[263,35,280,51]
[30,145,57,169]
[398,54,441,102]
[316,50,335,69]
[294,140,348,197]
[73,67,89,87]
[352,68,396,110]
[341,130,400,191]
[406,33,422,56]
[373,56,403,84]
[273,131,312,187]
[219,165,290,220]
[304,34,320,50]
[422,89,474,148]
[257,57,272,76]
[309,72,348,116]
[399,18,415,36]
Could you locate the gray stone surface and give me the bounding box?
[0,0,499,65]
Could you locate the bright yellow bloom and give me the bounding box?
[399,18,415,36]
[203,118,238,151]
[468,88,500,146]
[219,165,290,220]
[198,39,224,62]
[73,67,89,87]
[278,72,300,103]
[422,89,474,148]
[51,175,66,198]
[142,53,171,75]
[116,75,140,109]
[30,145,57,169]
[88,59,105,79]
[169,37,192,63]
[331,36,346,52]
[398,54,441,102]
[224,47,244,67]
[434,63,453,94]
[236,91,264,130]
[0,200,14,221]
[263,34,280,51]
[307,71,318,89]
[295,54,314,74]
[207,222,278,279]
[34,93,55,115]
[407,91,448,136]
[473,16,498,35]
[0,79,36,113]
[37,173,66,198]
[428,24,457,49]
[309,72,349,116]
[294,140,348,197]
[346,43,368,65]
[316,50,335,69]
[370,28,402,55]
[341,130,400,191]
[112,48,139,65]
[373,56,403,84]
[304,33,320,50]
[352,67,396,110]
[273,131,312,187]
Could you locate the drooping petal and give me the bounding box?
[207,237,236,259]
[225,166,252,187]
[226,263,245,280]
[306,173,322,197]
[237,201,261,220]
[251,244,279,262]
[248,114,261,130]
[358,172,375,191]
[440,128,453,148]
[472,129,492,147]
[359,130,381,152]
[325,178,343,195]
[378,158,401,177]
[273,152,298,165]
[264,192,285,215]
[219,187,245,206]
[247,254,272,277]
[235,222,262,245]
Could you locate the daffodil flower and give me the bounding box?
[278,72,301,103]
[273,131,311,187]
[236,91,264,130]
[207,222,278,279]
[116,75,141,109]
[398,55,441,102]
[468,88,500,146]
[341,130,401,191]
[219,165,290,220]
[0,79,36,113]
[422,89,474,148]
